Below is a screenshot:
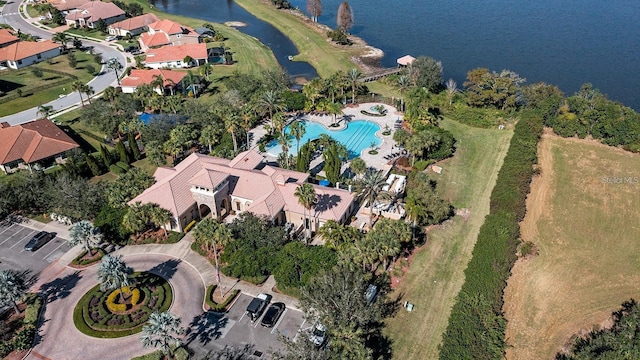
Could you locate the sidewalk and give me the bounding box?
[113,234,302,310]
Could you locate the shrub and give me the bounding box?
[24,294,43,324]
[85,64,97,75]
[205,285,240,312]
[106,289,127,313]
[110,164,125,175]
[71,248,106,266]
[183,220,197,233]
[116,161,131,171]
[0,342,14,358]
[13,325,36,350]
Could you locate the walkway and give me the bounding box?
[0,0,127,125]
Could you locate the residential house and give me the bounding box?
[130,150,356,233]
[193,27,215,39]
[49,0,88,12]
[144,43,208,69]
[0,29,20,49]
[65,1,126,29]
[138,19,199,51]
[0,40,61,69]
[108,13,160,37]
[0,120,80,174]
[120,68,187,95]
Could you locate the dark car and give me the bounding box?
[24,231,53,251]
[125,46,140,53]
[260,302,285,328]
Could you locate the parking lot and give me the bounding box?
[0,222,70,273]
[189,293,309,359]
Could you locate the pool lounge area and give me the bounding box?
[267,120,382,159]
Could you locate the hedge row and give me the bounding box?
[439,111,543,359]
[205,285,240,312]
[71,248,106,266]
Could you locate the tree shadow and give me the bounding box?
[147,259,181,281]
[38,271,82,303]
[0,214,27,226]
[185,311,228,346]
[314,194,341,214]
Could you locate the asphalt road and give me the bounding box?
[0,0,127,125]
[0,222,70,273]
[27,254,205,360]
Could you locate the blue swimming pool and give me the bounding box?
[267,120,381,159]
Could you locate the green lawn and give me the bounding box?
[234,0,362,77]
[26,4,40,18]
[65,27,108,41]
[385,118,513,359]
[0,50,102,116]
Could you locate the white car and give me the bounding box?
[105,35,118,42]
[308,323,327,346]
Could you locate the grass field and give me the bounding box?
[233,0,363,77]
[384,118,513,359]
[503,132,640,359]
[0,50,101,116]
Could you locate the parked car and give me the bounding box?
[124,46,139,53]
[105,35,118,42]
[246,293,271,322]
[24,231,53,251]
[260,302,285,328]
[131,50,142,56]
[308,323,327,346]
[364,284,378,305]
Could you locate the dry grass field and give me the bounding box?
[385,119,513,359]
[504,131,640,359]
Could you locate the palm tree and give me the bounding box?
[224,112,241,153]
[349,158,367,180]
[347,68,361,104]
[200,62,213,80]
[149,205,173,238]
[405,193,427,240]
[71,80,86,106]
[445,78,459,107]
[163,95,182,114]
[277,131,293,160]
[37,105,53,119]
[302,78,324,108]
[135,84,155,110]
[396,75,411,111]
[97,254,132,302]
[107,58,123,85]
[326,102,343,125]
[150,74,165,95]
[140,311,185,360]
[256,90,285,134]
[104,86,119,103]
[316,220,362,251]
[0,270,28,314]
[192,219,232,297]
[240,107,254,150]
[294,183,317,240]
[69,220,103,256]
[200,124,219,153]
[52,32,69,52]
[84,85,95,104]
[289,121,306,156]
[356,169,388,227]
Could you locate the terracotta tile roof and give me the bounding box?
[49,0,87,11]
[148,19,196,36]
[145,43,207,64]
[228,149,264,170]
[0,29,19,48]
[0,40,60,62]
[139,31,170,48]
[65,1,124,23]
[0,119,79,165]
[109,13,159,31]
[281,183,355,223]
[188,168,229,189]
[120,69,187,88]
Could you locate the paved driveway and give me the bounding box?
[189,294,307,359]
[0,222,70,273]
[27,254,205,360]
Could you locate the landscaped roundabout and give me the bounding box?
[73,272,173,338]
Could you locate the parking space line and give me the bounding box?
[0,226,25,246]
[0,223,15,237]
[271,308,288,334]
[10,230,36,249]
[293,318,308,342]
[41,241,66,259]
[239,311,247,322]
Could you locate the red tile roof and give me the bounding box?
[148,19,195,35]
[120,69,187,88]
[145,43,207,64]
[139,31,170,48]
[0,29,19,48]
[65,1,124,23]
[0,119,79,164]
[49,0,87,11]
[109,13,159,31]
[0,40,60,62]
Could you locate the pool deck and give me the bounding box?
[250,103,403,172]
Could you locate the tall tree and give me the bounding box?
[192,218,232,297]
[396,75,411,111]
[71,80,86,107]
[294,183,317,240]
[306,0,322,22]
[336,0,354,33]
[0,270,28,314]
[347,68,361,104]
[445,78,458,107]
[69,220,103,256]
[97,254,132,302]
[289,120,306,157]
[256,90,285,134]
[356,169,388,227]
[349,157,367,180]
[37,105,54,119]
[408,56,443,92]
[140,311,185,360]
[224,112,241,153]
[199,124,220,154]
[52,32,69,52]
[148,204,173,238]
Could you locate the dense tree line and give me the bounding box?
[557,299,640,359]
[439,111,543,359]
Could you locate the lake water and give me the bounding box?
[149,0,318,79]
[155,0,640,110]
